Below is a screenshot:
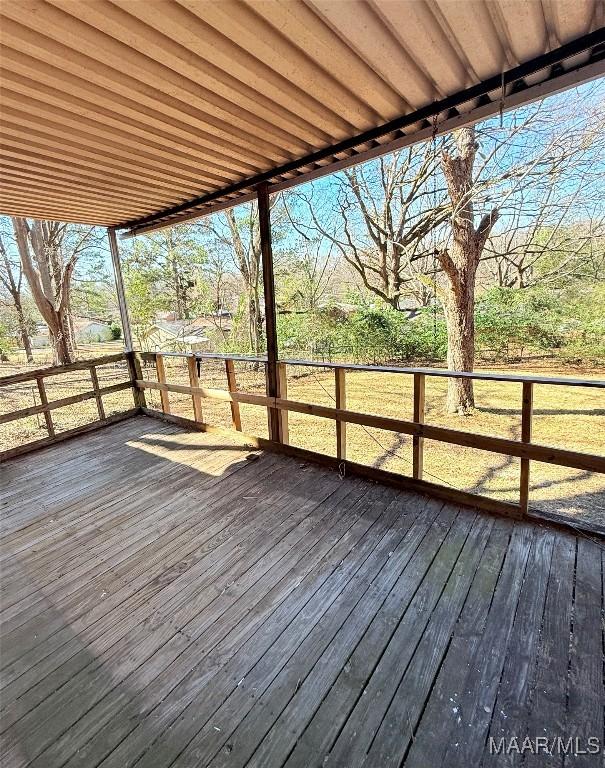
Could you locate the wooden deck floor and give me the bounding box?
[1,415,603,768]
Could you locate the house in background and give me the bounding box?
[30,318,113,348]
[140,311,232,353]
[30,322,50,349]
[73,318,113,343]
[140,319,189,351]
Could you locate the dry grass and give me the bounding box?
[2,346,604,528]
[0,342,133,449]
[157,357,605,527]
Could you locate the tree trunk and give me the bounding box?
[11,217,77,366]
[44,312,71,364]
[15,297,34,363]
[442,279,475,413]
[61,311,75,360]
[54,323,72,365]
[438,127,499,414]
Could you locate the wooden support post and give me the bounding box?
[335,368,346,461]
[412,372,425,479]
[107,227,133,352]
[277,362,289,445]
[36,377,55,438]
[519,380,533,514]
[155,353,171,414]
[225,359,242,431]
[127,352,146,408]
[257,181,282,442]
[89,365,105,421]
[187,356,204,422]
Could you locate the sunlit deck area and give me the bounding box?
[1,416,602,768]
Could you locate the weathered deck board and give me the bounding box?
[0,415,602,768]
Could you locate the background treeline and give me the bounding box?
[275,282,605,366]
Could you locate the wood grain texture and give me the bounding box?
[412,371,425,479]
[225,359,242,431]
[154,353,171,414]
[1,416,601,768]
[335,367,346,461]
[187,355,204,422]
[519,380,533,513]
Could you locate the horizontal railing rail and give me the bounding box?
[134,351,605,521]
[138,351,605,388]
[0,352,138,460]
[2,348,602,528]
[0,352,128,386]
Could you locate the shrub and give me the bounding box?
[277,304,447,364]
[109,322,122,341]
[475,287,564,362]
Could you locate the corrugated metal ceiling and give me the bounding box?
[0,0,603,232]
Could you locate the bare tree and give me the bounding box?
[434,93,604,410]
[11,218,74,364]
[290,84,604,412]
[194,202,283,356]
[437,127,499,412]
[277,238,339,313]
[484,210,605,290]
[0,233,34,362]
[288,148,449,310]
[10,218,98,365]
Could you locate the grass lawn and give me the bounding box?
[2,344,603,528]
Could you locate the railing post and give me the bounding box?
[155,353,171,414]
[520,381,533,514]
[187,355,204,422]
[89,364,105,421]
[257,181,281,442]
[36,376,55,438]
[277,362,289,445]
[224,359,242,431]
[412,372,425,480]
[335,368,346,461]
[127,351,146,408]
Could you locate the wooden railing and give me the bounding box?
[0,352,138,461]
[135,351,605,522]
[2,348,602,526]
